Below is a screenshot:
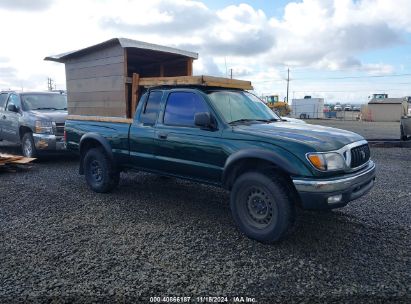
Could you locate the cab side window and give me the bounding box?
[0,93,8,109]
[163,92,208,127]
[6,94,21,111]
[140,91,163,125]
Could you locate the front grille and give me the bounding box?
[55,123,65,136]
[350,144,370,168]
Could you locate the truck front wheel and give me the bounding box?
[22,133,37,158]
[230,172,296,243]
[83,147,119,193]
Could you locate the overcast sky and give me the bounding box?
[0,0,410,103]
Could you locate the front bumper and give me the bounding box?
[292,161,376,210]
[33,134,66,151]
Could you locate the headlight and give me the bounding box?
[35,120,54,134]
[307,152,346,171]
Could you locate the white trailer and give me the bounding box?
[291,98,324,119]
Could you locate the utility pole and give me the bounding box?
[286,68,290,104]
[47,77,54,91]
[230,68,233,79]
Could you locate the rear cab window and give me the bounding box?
[140,91,163,125]
[163,92,208,127]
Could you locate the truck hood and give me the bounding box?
[27,110,67,124]
[232,121,364,151]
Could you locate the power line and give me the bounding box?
[253,73,411,83]
[293,73,411,80]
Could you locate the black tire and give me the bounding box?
[83,147,120,193]
[22,132,37,158]
[230,172,296,243]
[400,124,407,141]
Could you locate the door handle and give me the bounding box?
[157,132,168,139]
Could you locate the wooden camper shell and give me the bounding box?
[45,38,253,120]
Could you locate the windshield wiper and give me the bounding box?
[255,118,280,123]
[228,119,259,125]
[229,118,281,125]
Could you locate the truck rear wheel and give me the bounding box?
[230,172,296,243]
[83,147,119,193]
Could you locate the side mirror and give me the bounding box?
[194,112,216,130]
[7,103,18,112]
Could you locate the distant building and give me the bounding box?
[362,94,409,122]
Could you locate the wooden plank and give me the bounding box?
[187,59,193,76]
[136,75,253,90]
[131,73,140,118]
[67,115,133,124]
[65,62,124,80]
[160,64,165,77]
[65,55,124,71]
[11,158,36,164]
[67,76,126,93]
[138,76,203,86]
[202,76,253,90]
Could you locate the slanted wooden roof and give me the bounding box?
[135,75,253,90]
[44,37,198,63]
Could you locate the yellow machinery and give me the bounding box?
[264,95,279,110]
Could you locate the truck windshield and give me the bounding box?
[207,91,280,124]
[21,94,67,111]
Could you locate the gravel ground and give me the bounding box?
[304,120,400,140]
[0,146,410,303]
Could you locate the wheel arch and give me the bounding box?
[222,149,307,191]
[79,133,114,175]
[19,125,33,140]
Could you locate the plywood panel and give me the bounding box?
[67,91,125,103]
[65,55,124,71]
[66,62,124,80]
[67,115,133,123]
[68,107,126,117]
[67,76,126,93]
[68,101,125,108]
[65,44,124,64]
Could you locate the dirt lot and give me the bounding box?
[305,119,400,140]
[0,145,410,303]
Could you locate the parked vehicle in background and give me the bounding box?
[0,91,67,157]
[334,105,342,111]
[353,106,361,111]
[344,105,352,111]
[400,98,411,140]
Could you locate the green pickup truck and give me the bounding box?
[65,87,376,242]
